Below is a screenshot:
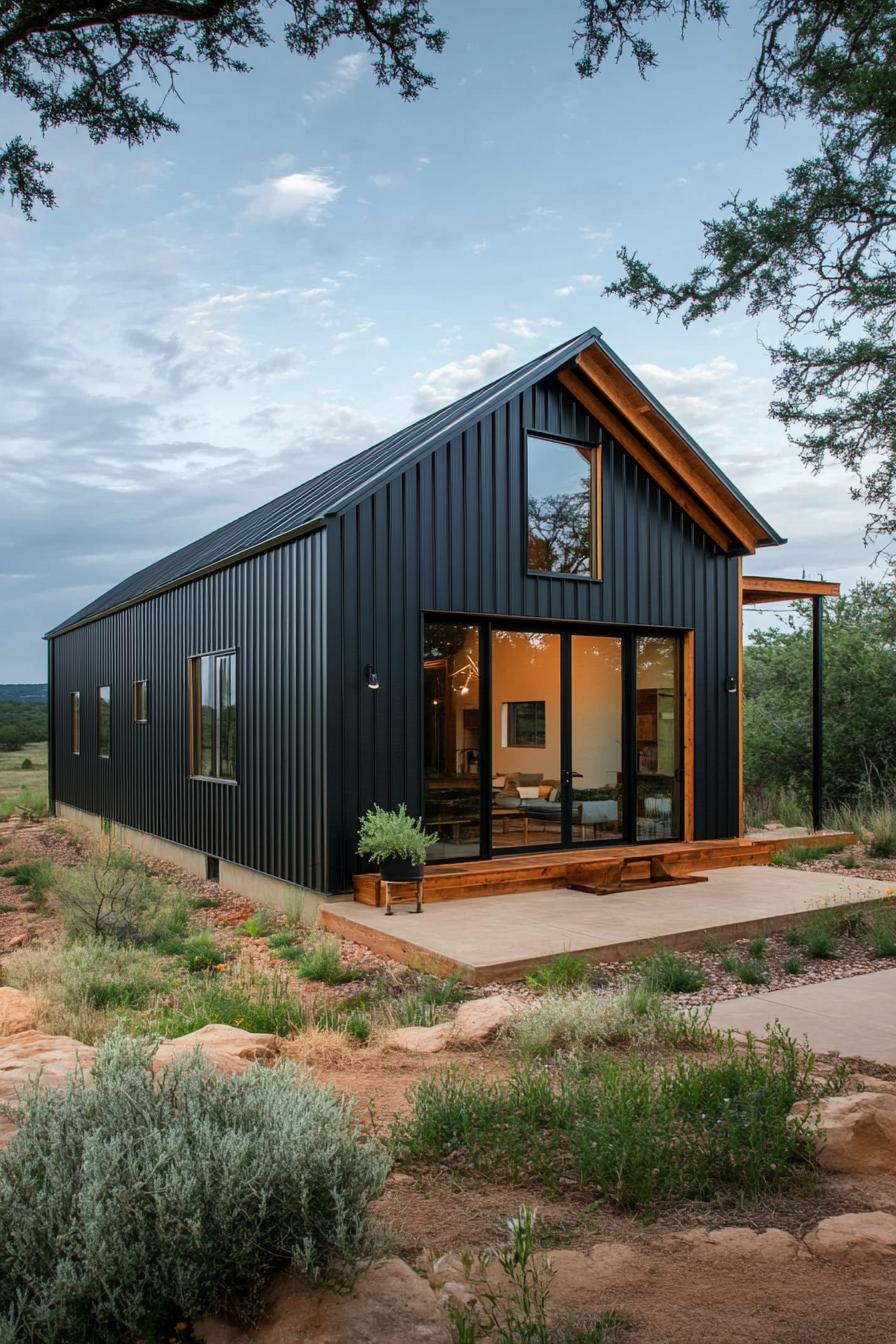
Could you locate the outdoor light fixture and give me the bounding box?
[364,665,380,691]
[725,674,738,693]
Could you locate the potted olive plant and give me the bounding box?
[356,803,437,883]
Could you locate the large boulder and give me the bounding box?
[382,1024,453,1054]
[451,996,516,1044]
[197,1259,451,1343]
[791,1093,896,1175]
[0,987,40,1035]
[804,1212,896,1260]
[676,1227,803,1261]
[153,1024,280,1075]
[0,1030,96,1148]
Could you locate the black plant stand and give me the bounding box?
[382,878,424,915]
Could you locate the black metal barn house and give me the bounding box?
[47,328,811,906]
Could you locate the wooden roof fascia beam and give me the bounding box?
[557,367,737,554]
[741,576,840,604]
[574,347,761,551]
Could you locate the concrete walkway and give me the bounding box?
[709,967,896,1065]
[321,867,895,983]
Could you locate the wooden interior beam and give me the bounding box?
[575,347,762,551]
[557,367,735,554]
[741,575,840,603]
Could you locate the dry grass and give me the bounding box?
[0,741,48,805]
[280,1024,368,1067]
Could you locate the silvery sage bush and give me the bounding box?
[0,1034,390,1342]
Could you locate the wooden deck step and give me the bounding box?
[352,832,856,906]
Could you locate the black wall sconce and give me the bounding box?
[364,664,380,691]
[725,674,738,694]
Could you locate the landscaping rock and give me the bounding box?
[451,995,516,1044]
[0,1030,96,1148]
[804,1212,896,1260]
[791,1093,896,1175]
[0,987,40,1035]
[383,1024,454,1054]
[153,1024,280,1075]
[196,1258,451,1343]
[703,1227,803,1260]
[852,1073,896,1096]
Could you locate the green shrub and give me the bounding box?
[379,994,449,1028]
[19,758,33,771]
[174,932,225,973]
[268,928,300,950]
[784,926,803,947]
[418,972,468,1005]
[783,956,803,975]
[145,969,305,1037]
[240,908,273,938]
[2,938,174,1043]
[867,907,896,958]
[504,987,708,1058]
[747,937,766,961]
[394,1029,835,1208]
[0,1035,390,1341]
[54,848,157,941]
[839,852,859,870]
[864,803,896,858]
[799,920,839,960]
[525,952,590,991]
[356,802,437,868]
[744,784,811,831]
[636,949,705,994]
[343,1012,372,1043]
[771,849,799,869]
[721,957,767,986]
[0,857,54,908]
[293,936,357,985]
[0,788,49,822]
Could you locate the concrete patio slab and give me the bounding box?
[320,867,895,983]
[709,968,896,1065]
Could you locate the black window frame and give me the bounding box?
[131,679,148,724]
[504,699,547,748]
[96,685,111,759]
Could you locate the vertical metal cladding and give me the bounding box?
[329,372,740,890]
[51,530,327,891]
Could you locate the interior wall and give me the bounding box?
[490,631,561,782]
[570,636,623,790]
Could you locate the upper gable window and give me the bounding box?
[526,433,600,578]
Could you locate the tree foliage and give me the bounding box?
[0,699,47,752]
[743,579,896,805]
[0,0,447,215]
[590,1,896,538]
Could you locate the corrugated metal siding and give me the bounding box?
[328,373,740,889]
[52,532,328,891]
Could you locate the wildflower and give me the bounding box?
[214,962,228,972]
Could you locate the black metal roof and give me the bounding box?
[46,328,783,637]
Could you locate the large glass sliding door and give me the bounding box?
[635,635,682,841]
[570,635,624,843]
[423,622,482,860]
[491,629,563,850]
[422,619,683,860]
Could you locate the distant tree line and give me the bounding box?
[744,579,896,808]
[0,700,48,752]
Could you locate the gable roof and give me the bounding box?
[46,328,783,638]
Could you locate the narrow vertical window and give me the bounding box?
[526,433,600,577]
[97,686,111,758]
[132,680,148,723]
[189,652,236,781]
[70,691,80,754]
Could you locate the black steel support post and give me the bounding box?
[812,595,824,832]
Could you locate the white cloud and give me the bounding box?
[467,240,489,255]
[414,344,514,412]
[634,356,740,388]
[305,52,365,102]
[554,286,575,298]
[492,316,563,340]
[367,171,404,189]
[239,170,342,222]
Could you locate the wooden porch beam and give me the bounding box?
[741,575,840,604]
[575,346,762,552]
[557,368,735,555]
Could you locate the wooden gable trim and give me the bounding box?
[572,346,766,553]
[741,576,840,604]
[556,367,734,554]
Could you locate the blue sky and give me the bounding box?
[0,0,876,680]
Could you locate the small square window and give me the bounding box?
[132,680,148,723]
[503,700,546,748]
